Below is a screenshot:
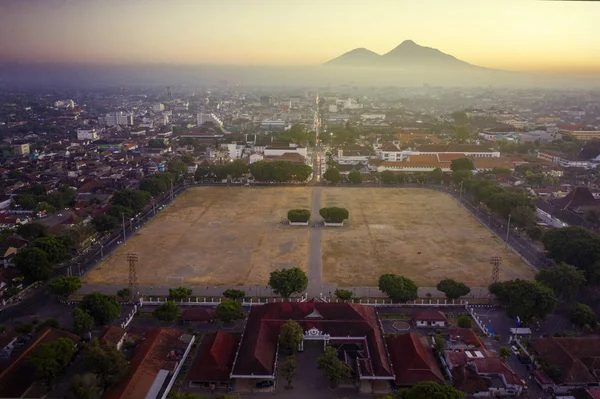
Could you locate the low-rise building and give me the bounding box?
[413,310,447,328]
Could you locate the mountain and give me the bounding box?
[325,40,481,70]
[325,48,381,67]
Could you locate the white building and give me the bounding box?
[361,113,386,121]
[342,98,363,110]
[260,120,287,131]
[264,144,307,158]
[197,113,223,127]
[100,112,134,126]
[152,103,165,112]
[376,142,404,162]
[328,104,338,113]
[54,99,75,109]
[76,129,98,141]
[249,153,264,164]
[223,143,245,160]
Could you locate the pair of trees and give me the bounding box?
[168,287,193,301]
[317,345,352,389]
[319,207,349,223]
[288,209,311,223]
[379,274,418,303]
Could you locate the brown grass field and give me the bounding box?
[84,187,311,286]
[321,188,534,287]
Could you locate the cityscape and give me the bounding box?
[1,1,600,399]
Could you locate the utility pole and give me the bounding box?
[122,213,126,242]
[100,244,104,259]
[170,179,174,202]
[459,180,464,202]
[127,253,139,301]
[505,214,512,248]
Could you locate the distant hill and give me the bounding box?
[326,40,484,70]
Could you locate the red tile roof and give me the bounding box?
[448,328,485,348]
[471,357,523,386]
[231,301,393,379]
[380,142,401,152]
[186,331,239,382]
[530,337,600,384]
[104,329,187,399]
[100,326,126,347]
[386,334,444,386]
[413,310,447,322]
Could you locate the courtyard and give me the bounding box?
[83,186,533,288]
[321,188,533,287]
[84,186,311,286]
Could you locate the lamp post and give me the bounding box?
[505,214,512,248]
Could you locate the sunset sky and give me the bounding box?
[1,0,599,73]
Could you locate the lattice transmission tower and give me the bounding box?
[127,253,139,301]
[490,256,502,285]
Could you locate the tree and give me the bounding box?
[452,111,469,125]
[49,276,81,297]
[67,373,102,399]
[454,126,471,143]
[14,247,53,282]
[433,334,445,353]
[542,227,600,283]
[395,381,465,399]
[436,279,470,300]
[489,279,557,323]
[168,287,193,301]
[117,288,131,299]
[334,289,352,301]
[32,236,69,264]
[323,167,341,183]
[456,315,472,328]
[216,300,243,323]
[92,214,119,233]
[35,318,60,333]
[279,321,303,353]
[153,301,180,322]
[287,209,311,223]
[28,337,75,385]
[428,167,443,184]
[348,170,362,184]
[268,267,308,299]
[585,209,600,225]
[499,347,512,361]
[378,274,418,303]
[281,356,297,389]
[380,170,397,185]
[450,158,474,172]
[452,170,473,184]
[526,225,544,241]
[80,292,121,325]
[317,345,352,389]
[84,339,128,390]
[571,303,597,329]
[319,207,349,223]
[535,263,586,302]
[35,201,56,214]
[73,307,95,334]
[223,288,246,301]
[111,189,151,213]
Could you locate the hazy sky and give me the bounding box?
[1,0,599,73]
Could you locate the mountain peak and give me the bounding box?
[399,39,417,47]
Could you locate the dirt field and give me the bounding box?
[321,188,534,287]
[84,187,311,286]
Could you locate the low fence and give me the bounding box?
[121,305,137,329]
[467,305,494,337]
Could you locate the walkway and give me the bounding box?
[308,187,332,297]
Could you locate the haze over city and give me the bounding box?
[1,0,599,74]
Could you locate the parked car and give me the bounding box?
[255,381,274,389]
[511,345,519,355]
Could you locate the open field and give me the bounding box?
[84,187,311,286]
[321,188,534,287]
